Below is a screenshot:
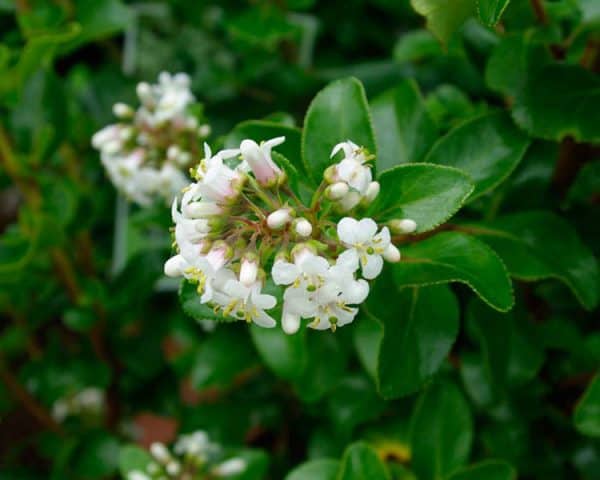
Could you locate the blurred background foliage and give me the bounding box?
[0,0,599,479]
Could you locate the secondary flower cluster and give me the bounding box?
[165,138,416,334]
[128,431,246,480]
[92,72,211,206]
[51,387,105,422]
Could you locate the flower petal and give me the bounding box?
[362,254,383,280]
[253,311,276,328]
[272,261,300,285]
[355,218,378,243]
[337,217,359,244]
[336,249,359,271]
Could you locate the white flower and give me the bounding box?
[214,280,277,328]
[364,181,380,203]
[174,430,217,459]
[171,198,211,261]
[239,137,285,185]
[326,182,349,200]
[194,144,243,203]
[212,458,247,477]
[330,140,373,195]
[152,72,195,124]
[150,442,170,463]
[337,217,391,280]
[239,254,259,286]
[293,218,312,237]
[128,471,151,480]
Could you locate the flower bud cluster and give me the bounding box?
[165,136,416,334]
[92,72,211,206]
[128,431,246,480]
[51,387,105,422]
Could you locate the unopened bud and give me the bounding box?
[167,145,181,161]
[166,462,181,476]
[383,244,401,263]
[113,102,134,118]
[282,311,301,335]
[364,181,380,203]
[293,218,312,238]
[176,151,191,166]
[389,218,417,234]
[212,458,247,477]
[326,182,349,200]
[136,82,154,106]
[198,124,212,138]
[165,256,185,277]
[267,208,293,230]
[150,443,170,463]
[324,165,338,184]
[240,253,259,286]
[185,117,198,131]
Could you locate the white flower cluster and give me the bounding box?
[51,387,104,422]
[165,138,417,334]
[128,431,246,480]
[92,72,211,206]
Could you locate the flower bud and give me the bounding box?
[267,208,293,230]
[383,244,401,263]
[282,311,301,335]
[185,116,198,131]
[293,218,312,238]
[167,145,181,161]
[240,253,259,286]
[166,462,181,476]
[323,165,338,184]
[212,458,247,477]
[112,102,134,119]
[389,218,417,234]
[206,241,233,270]
[176,151,191,166]
[326,182,349,200]
[136,82,154,106]
[198,124,212,137]
[150,443,170,463]
[364,181,380,203]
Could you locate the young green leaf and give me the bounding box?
[118,445,152,477]
[368,164,474,232]
[302,77,376,182]
[477,0,511,26]
[574,374,600,437]
[370,80,437,170]
[410,381,473,480]
[250,324,308,381]
[425,111,530,200]
[393,231,514,311]
[465,211,600,310]
[410,0,475,44]
[336,442,390,480]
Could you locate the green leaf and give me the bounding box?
[72,431,120,478]
[225,120,307,179]
[477,0,511,26]
[394,232,514,311]
[364,281,459,398]
[190,328,258,390]
[393,30,443,63]
[513,64,600,142]
[410,381,473,480]
[425,111,530,200]
[369,164,474,233]
[302,77,376,182]
[574,374,600,437]
[336,442,390,480]
[446,460,516,480]
[250,325,307,381]
[370,80,437,170]
[0,227,36,274]
[286,459,340,480]
[179,280,230,323]
[118,445,152,477]
[466,211,600,310]
[410,0,476,44]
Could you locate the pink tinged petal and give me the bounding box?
[362,254,384,280]
[272,261,300,285]
[337,217,359,244]
[356,218,378,243]
[253,311,276,328]
[336,249,360,272]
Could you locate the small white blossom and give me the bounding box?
[337,217,392,280]
[150,442,170,463]
[294,218,313,237]
[128,471,151,480]
[212,458,247,477]
[194,144,243,203]
[214,280,277,328]
[239,136,285,185]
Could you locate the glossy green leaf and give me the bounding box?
[477,0,511,26]
[286,459,340,480]
[368,164,474,232]
[225,120,307,178]
[336,442,390,480]
[370,80,437,170]
[574,374,600,437]
[410,0,475,44]
[364,280,459,398]
[513,64,600,142]
[118,445,152,477]
[394,232,514,311]
[250,325,307,381]
[425,111,530,200]
[302,77,376,182]
[410,381,473,480]
[179,280,228,323]
[466,211,600,310]
[446,460,516,480]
